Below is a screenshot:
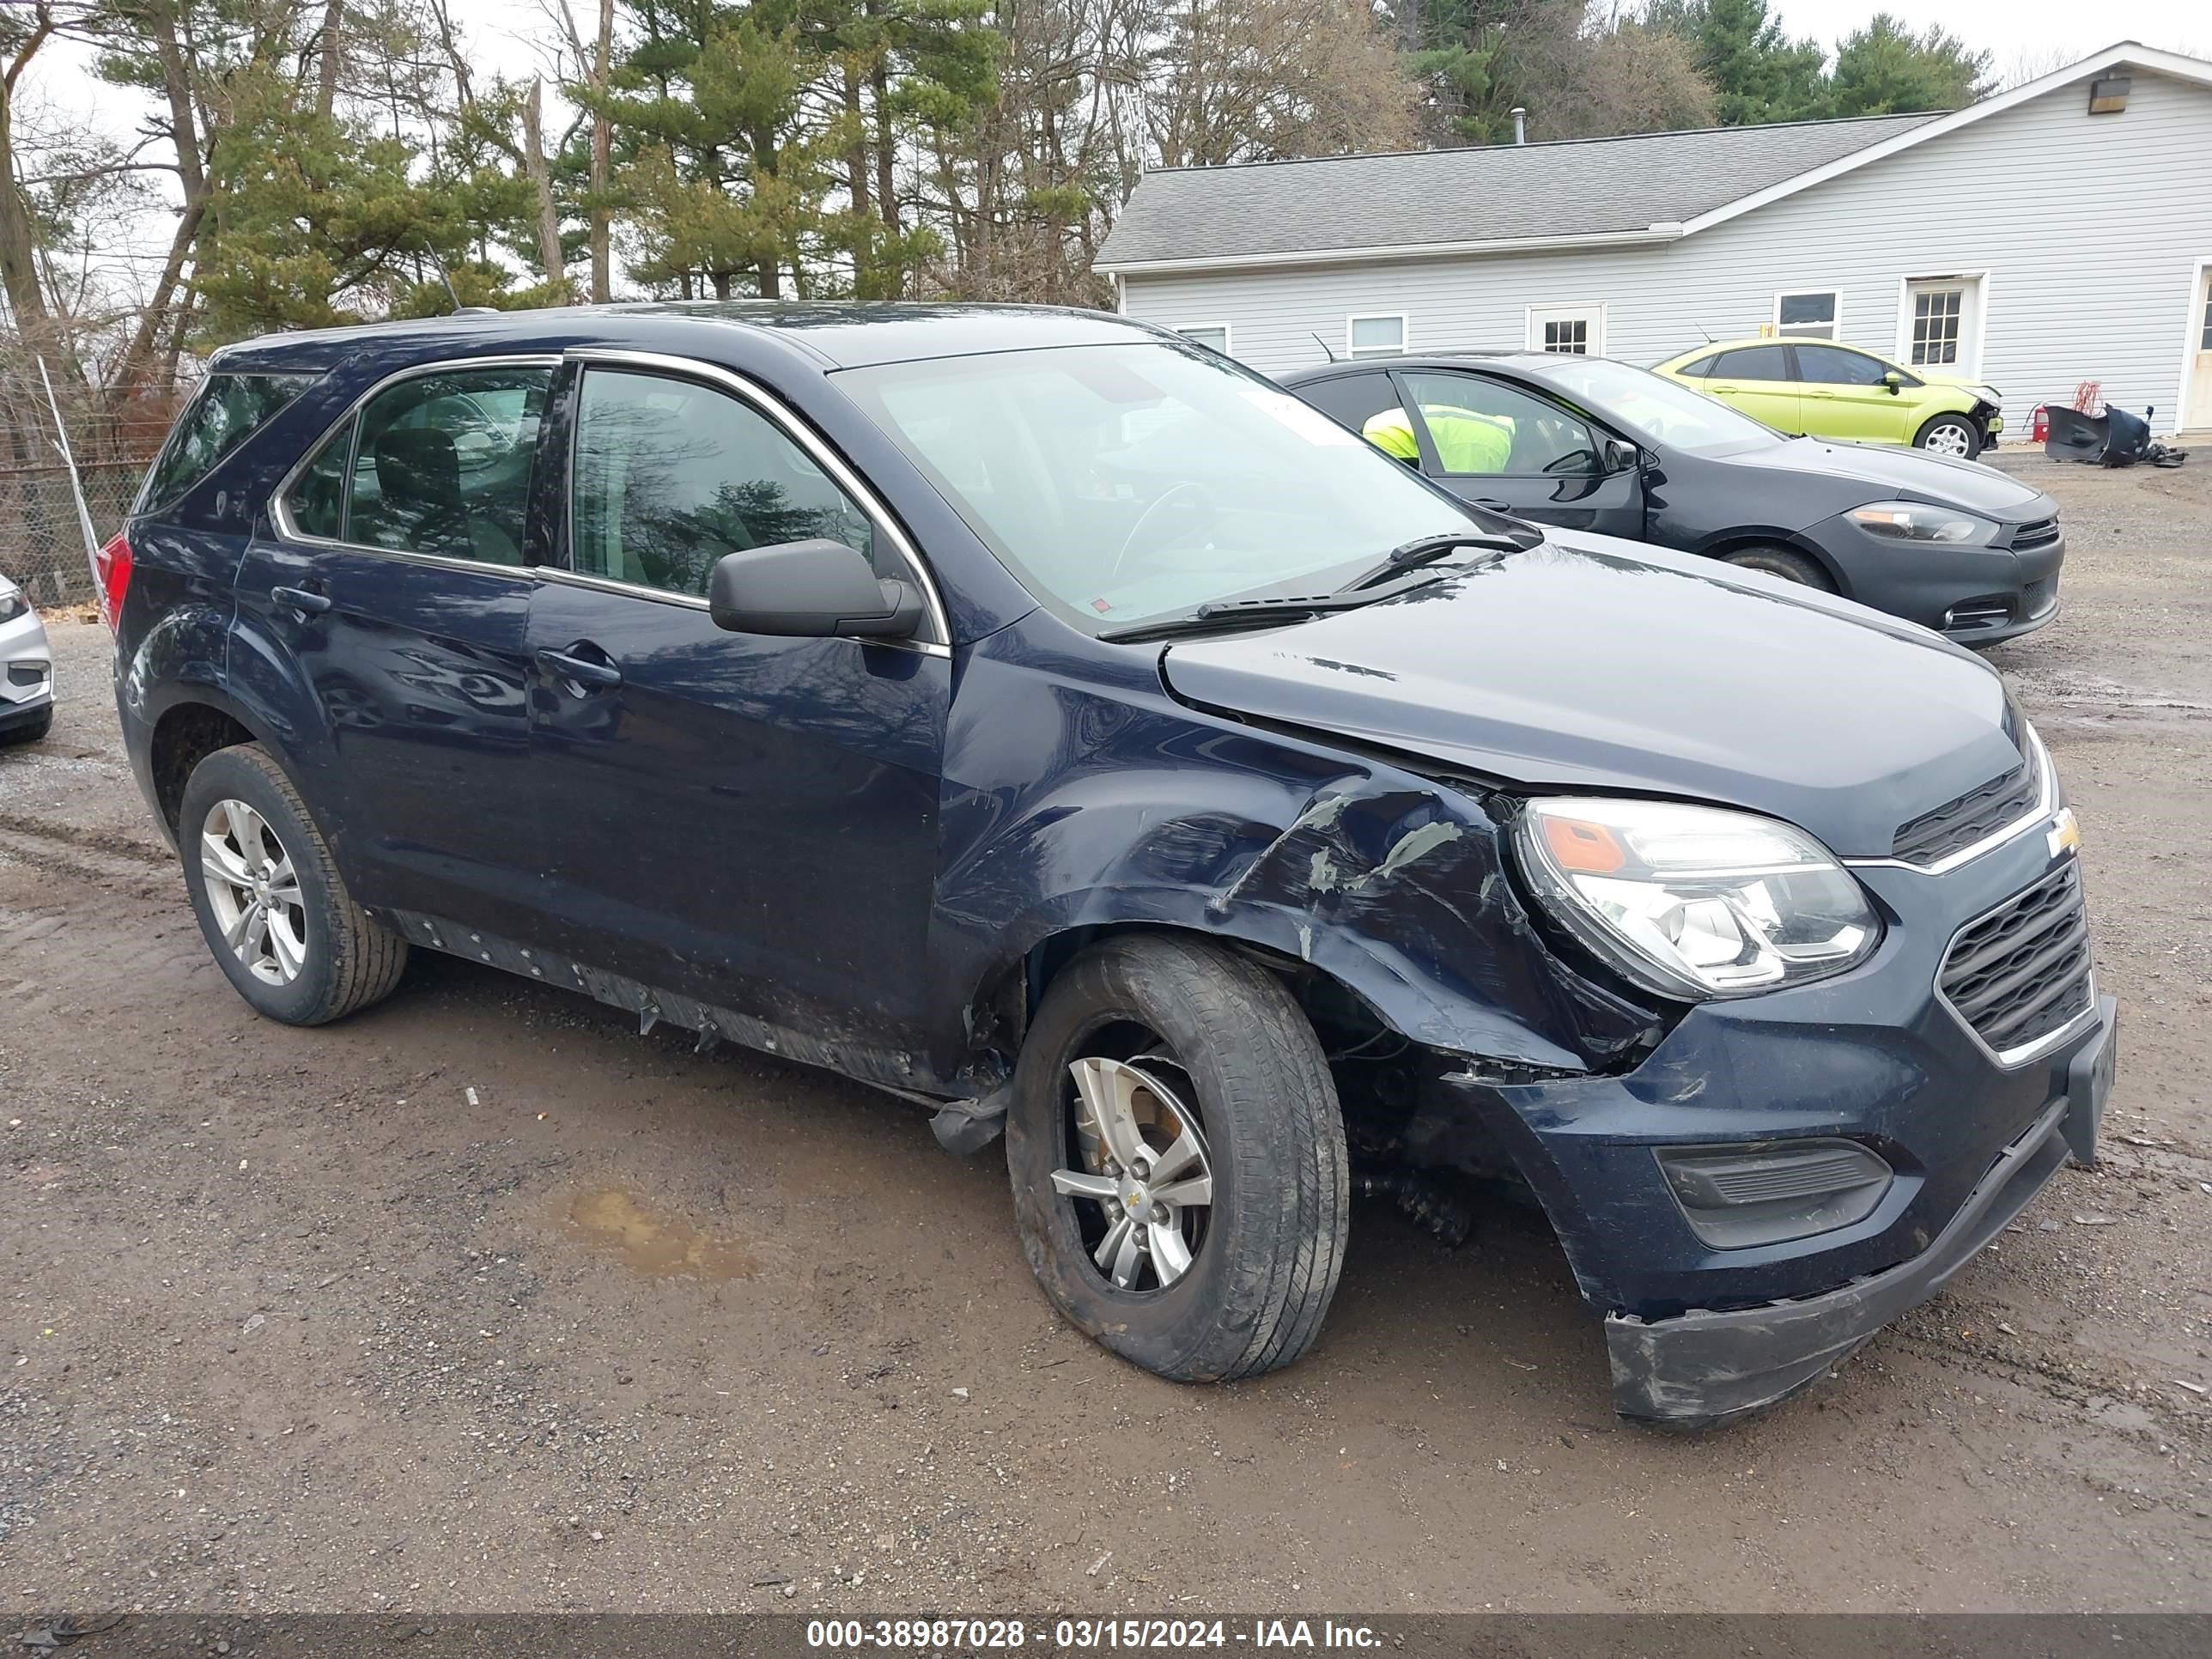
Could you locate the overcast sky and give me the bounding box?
[21,0,2208,301]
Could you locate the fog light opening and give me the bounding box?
[1656,1139,1894,1249]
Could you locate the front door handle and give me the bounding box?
[270,585,331,617]
[536,647,623,692]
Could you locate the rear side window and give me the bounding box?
[1712,346,1790,380]
[281,366,551,565]
[137,372,319,513]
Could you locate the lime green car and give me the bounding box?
[1653,338,2002,459]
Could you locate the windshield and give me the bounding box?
[1538,357,1778,456]
[838,342,1480,629]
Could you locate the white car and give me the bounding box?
[0,573,54,744]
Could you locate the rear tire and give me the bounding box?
[0,706,52,746]
[1006,934,1348,1382]
[179,743,408,1026]
[1721,545,1836,591]
[1916,414,1981,459]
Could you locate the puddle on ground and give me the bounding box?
[562,1188,761,1280]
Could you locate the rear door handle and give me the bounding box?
[536,647,623,691]
[270,586,331,617]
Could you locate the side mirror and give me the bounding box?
[708,538,921,640]
[1881,370,1905,395]
[1602,437,1641,473]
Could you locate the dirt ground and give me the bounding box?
[3,449,2209,1617]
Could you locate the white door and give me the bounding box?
[2186,265,2212,429]
[1527,304,1605,356]
[1901,276,1983,379]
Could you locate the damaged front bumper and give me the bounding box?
[1607,994,2114,1425]
[1409,823,2114,1428]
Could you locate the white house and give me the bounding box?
[1098,42,2212,435]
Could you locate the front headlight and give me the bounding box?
[1847,501,1998,545]
[1515,798,1881,1000]
[0,589,26,623]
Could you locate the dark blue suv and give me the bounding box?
[109,303,2117,1425]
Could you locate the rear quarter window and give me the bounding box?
[136,372,319,514]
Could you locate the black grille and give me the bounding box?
[1893,761,2039,864]
[1940,861,2093,1057]
[2010,516,2061,550]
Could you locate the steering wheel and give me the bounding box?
[1109,481,1217,583]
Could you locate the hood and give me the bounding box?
[1158,537,2023,860]
[1723,435,2044,517]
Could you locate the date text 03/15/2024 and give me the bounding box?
[805,1620,1387,1650]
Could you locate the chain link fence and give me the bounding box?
[0,459,146,604]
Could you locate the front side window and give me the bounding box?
[838,342,1476,632]
[305,366,553,564]
[1794,345,1892,387]
[139,372,319,514]
[569,368,876,600]
[1347,315,1405,358]
[1775,292,1838,341]
[1400,372,1597,477]
[1712,345,1791,381]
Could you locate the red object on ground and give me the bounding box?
[2031,405,2050,443]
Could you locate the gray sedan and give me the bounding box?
[1281,353,2064,645]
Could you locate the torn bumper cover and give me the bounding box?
[1607,995,2117,1425]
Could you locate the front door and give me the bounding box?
[526,359,950,1065]
[1793,343,1915,444]
[234,361,556,936]
[2187,265,2212,430]
[1903,276,1981,380]
[1394,368,1644,536]
[1700,343,1801,433]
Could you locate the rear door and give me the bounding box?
[1794,344,1913,444]
[524,355,951,1061]
[1701,344,1800,433]
[1394,368,1643,537]
[234,359,556,937]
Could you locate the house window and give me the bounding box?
[1347,314,1406,358]
[1911,288,1964,366]
[1526,304,1604,356]
[1176,325,1229,354]
[1776,291,1838,341]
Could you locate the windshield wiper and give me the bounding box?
[1097,592,1380,644]
[1333,530,1527,595]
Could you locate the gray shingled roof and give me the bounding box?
[1096,114,1939,269]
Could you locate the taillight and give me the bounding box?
[94,530,132,631]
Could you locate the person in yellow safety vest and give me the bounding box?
[1360,404,1516,474]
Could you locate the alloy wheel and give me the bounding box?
[1924,423,1972,458]
[199,798,308,986]
[1050,1053,1215,1292]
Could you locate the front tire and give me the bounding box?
[1006,935,1349,1382]
[1916,414,1981,459]
[179,743,408,1025]
[1721,545,1836,591]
